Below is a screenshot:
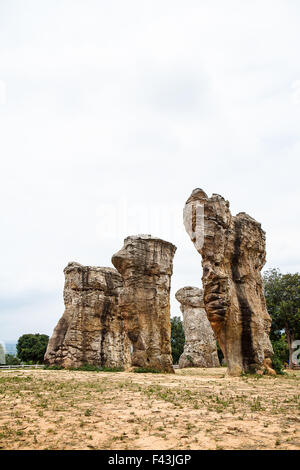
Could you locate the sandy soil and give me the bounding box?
[0,367,299,450]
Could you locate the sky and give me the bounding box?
[0,0,300,343]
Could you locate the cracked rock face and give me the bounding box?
[112,235,176,373]
[44,262,129,369]
[175,287,220,368]
[183,189,274,376]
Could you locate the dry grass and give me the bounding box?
[0,367,299,450]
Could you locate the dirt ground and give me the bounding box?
[0,367,299,450]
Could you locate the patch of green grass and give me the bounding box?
[70,364,101,372]
[44,364,124,372]
[43,365,64,370]
[134,367,162,374]
[100,367,124,372]
[250,397,265,412]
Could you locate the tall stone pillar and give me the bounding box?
[44,262,129,369]
[183,189,275,376]
[112,235,176,373]
[175,287,220,368]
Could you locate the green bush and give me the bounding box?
[134,367,162,374]
[43,365,64,370]
[5,354,21,365]
[100,367,124,372]
[171,316,185,364]
[270,335,289,374]
[17,334,49,364]
[73,364,101,372]
[272,336,289,363]
[271,356,285,375]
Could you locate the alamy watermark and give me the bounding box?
[183,200,204,251]
[95,199,205,249]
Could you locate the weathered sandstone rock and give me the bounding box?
[44,262,129,368]
[112,235,176,373]
[183,189,275,376]
[175,287,220,368]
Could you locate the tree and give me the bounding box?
[171,316,185,364]
[5,354,21,365]
[264,269,300,369]
[272,335,289,364]
[16,334,49,364]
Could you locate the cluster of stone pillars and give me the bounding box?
[44,235,176,372]
[45,189,275,376]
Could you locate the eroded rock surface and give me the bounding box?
[112,235,176,373]
[175,287,220,368]
[44,262,128,368]
[183,189,274,376]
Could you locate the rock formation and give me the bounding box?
[0,342,5,365]
[112,235,176,373]
[175,287,220,368]
[183,189,275,376]
[44,262,129,369]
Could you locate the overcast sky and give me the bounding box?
[1,0,300,343]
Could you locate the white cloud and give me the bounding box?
[0,0,300,340]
